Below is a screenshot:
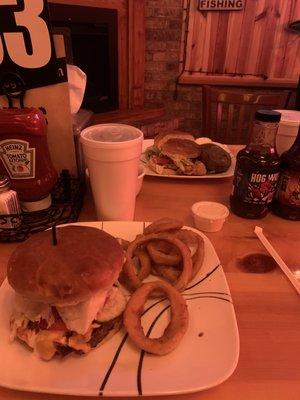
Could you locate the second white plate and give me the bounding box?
[141,139,236,179]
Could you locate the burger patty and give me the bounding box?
[89,316,123,348]
[54,315,123,357]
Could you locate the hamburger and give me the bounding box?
[144,131,207,176]
[7,225,126,361]
[144,131,232,176]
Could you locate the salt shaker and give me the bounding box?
[0,174,21,229]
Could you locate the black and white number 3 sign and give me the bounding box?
[0,0,67,93]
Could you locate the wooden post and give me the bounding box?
[128,0,145,109]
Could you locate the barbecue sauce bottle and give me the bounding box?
[230,110,281,218]
[272,125,300,220]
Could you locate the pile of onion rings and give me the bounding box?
[122,232,193,293]
[120,218,205,294]
[119,218,205,355]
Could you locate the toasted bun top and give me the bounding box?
[161,138,200,159]
[154,131,194,150]
[7,226,124,305]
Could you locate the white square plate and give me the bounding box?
[141,139,236,179]
[0,221,239,396]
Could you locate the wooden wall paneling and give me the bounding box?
[179,0,189,66]
[189,3,205,72]
[247,0,267,76]
[293,39,300,82]
[271,0,294,78]
[279,0,300,78]
[247,0,267,75]
[235,0,257,75]
[201,12,212,72]
[180,74,298,87]
[128,0,145,109]
[213,12,230,73]
[118,1,129,109]
[207,12,220,72]
[256,0,280,76]
[180,0,299,87]
[184,1,195,72]
[224,10,244,74]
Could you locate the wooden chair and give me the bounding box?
[202,85,291,144]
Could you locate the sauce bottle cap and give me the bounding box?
[255,110,281,123]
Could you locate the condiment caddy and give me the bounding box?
[0,74,85,241]
[0,171,85,243]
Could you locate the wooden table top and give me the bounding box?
[0,146,299,400]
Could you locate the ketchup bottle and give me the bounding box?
[0,108,57,211]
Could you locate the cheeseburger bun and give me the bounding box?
[154,131,195,150]
[8,226,123,305]
[161,138,200,159]
[8,226,127,361]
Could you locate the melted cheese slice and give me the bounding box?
[56,290,108,335]
[35,330,66,361]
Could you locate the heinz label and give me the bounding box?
[233,168,279,205]
[0,139,35,179]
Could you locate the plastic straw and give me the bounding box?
[254,226,300,295]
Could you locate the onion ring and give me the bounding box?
[119,248,151,291]
[147,241,181,266]
[175,229,205,279]
[175,229,199,256]
[123,280,189,355]
[136,249,152,281]
[151,263,181,283]
[144,218,183,235]
[123,233,193,292]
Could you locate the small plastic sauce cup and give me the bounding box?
[191,201,229,232]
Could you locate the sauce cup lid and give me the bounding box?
[192,201,229,221]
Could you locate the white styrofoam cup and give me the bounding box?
[80,123,143,221]
[275,110,300,155]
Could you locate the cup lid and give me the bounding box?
[275,110,300,126]
[80,123,143,148]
